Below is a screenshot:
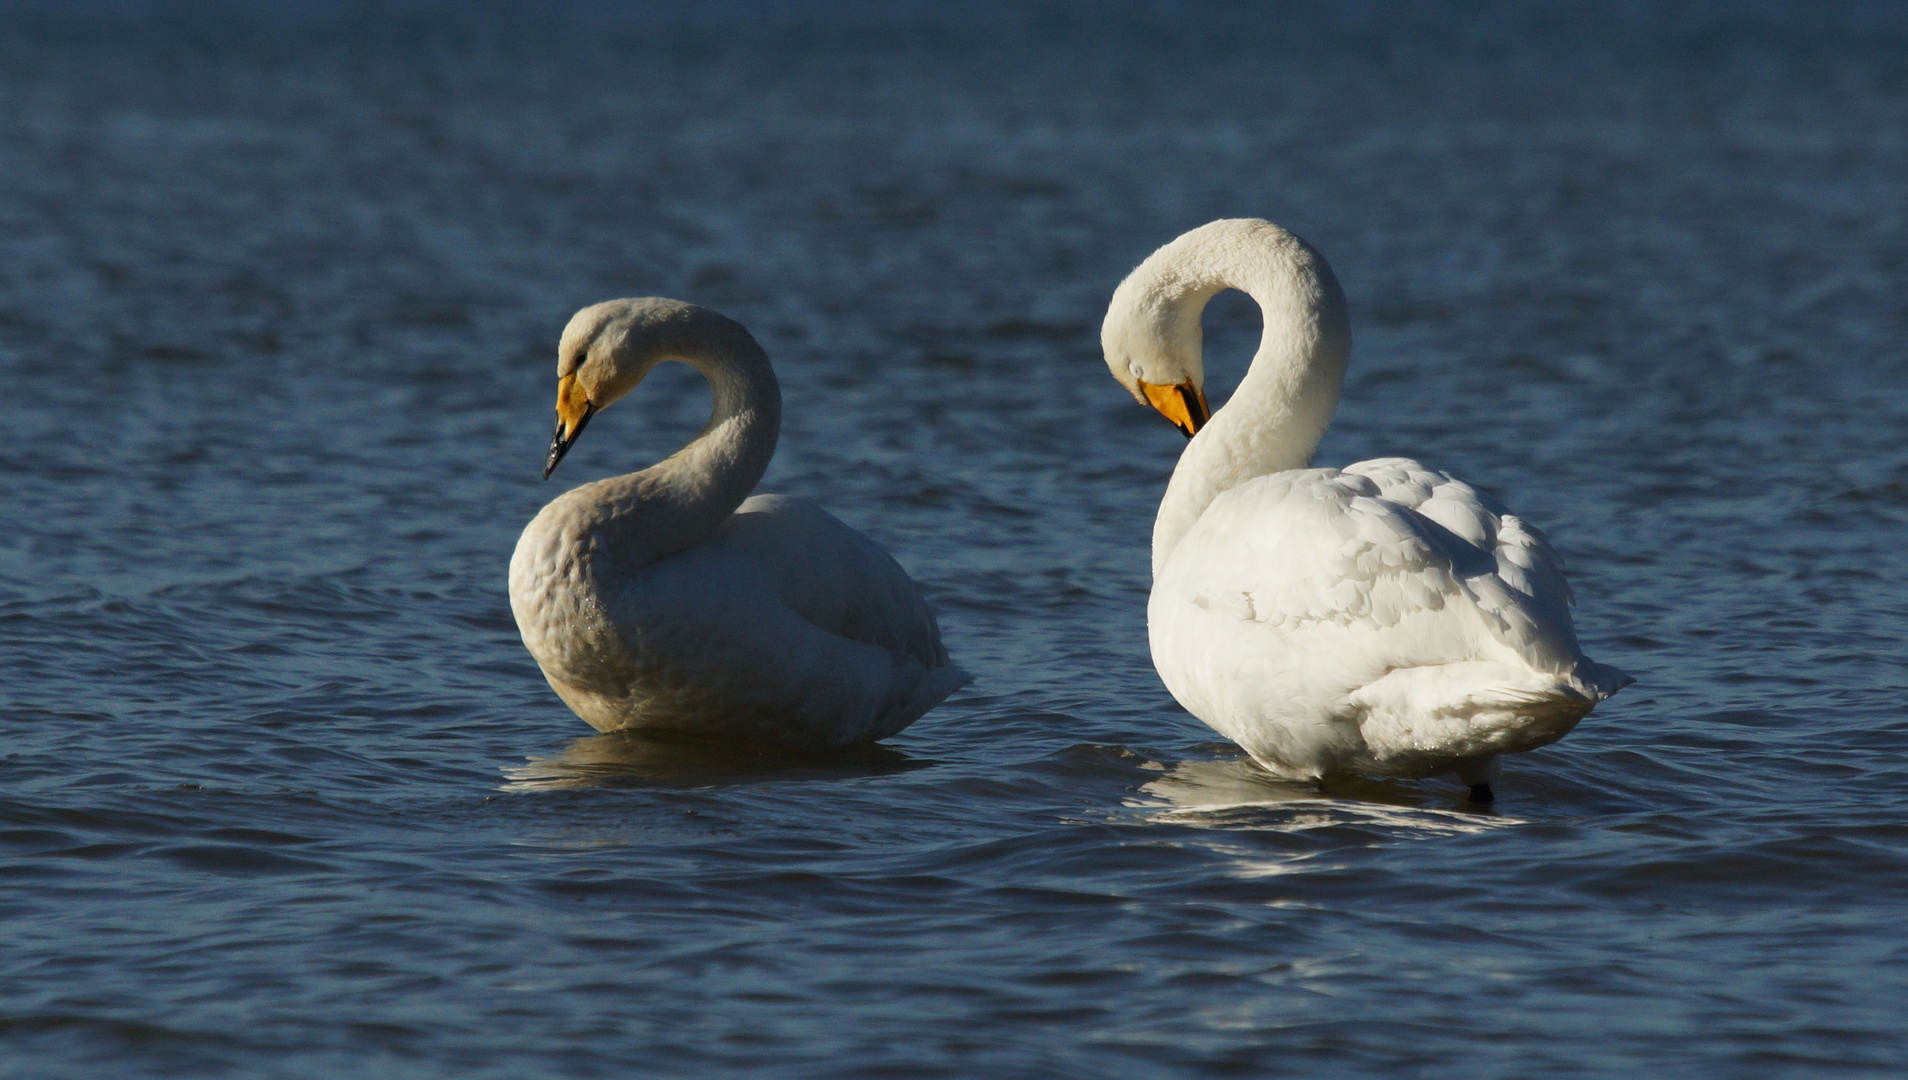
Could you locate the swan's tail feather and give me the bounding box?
[889,663,972,733]
[858,662,970,744]
[1571,659,1634,702]
[1346,656,1631,774]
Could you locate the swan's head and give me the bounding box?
[543,297,708,479]
[1103,219,1353,443]
[1100,254,1213,440]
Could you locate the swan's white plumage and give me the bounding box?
[509,298,967,751]
[1106,220,1629,783]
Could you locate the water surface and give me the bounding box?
[3,2,1907,1076]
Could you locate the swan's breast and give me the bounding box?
[508,493,627,691]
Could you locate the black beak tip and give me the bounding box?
[543,427,570,480]
[1179,385,1209,439]
[542,407,593,479]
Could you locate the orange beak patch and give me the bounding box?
[544,374,598,479]
[555,374,593,442]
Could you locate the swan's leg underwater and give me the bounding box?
[1456,756,1501,803]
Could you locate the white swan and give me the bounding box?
[1102,219,1630,797]
[508,298,970,751]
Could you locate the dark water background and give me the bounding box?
[3,1,1907,1075]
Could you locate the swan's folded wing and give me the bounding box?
[600,543,959,749]
[1344,457,1575,610]
[723,494,954,670]
[1163,464,1584,676]
[583,494,965,747]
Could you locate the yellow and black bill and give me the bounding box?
[1138,378,1211,439]
[543,374,597,479]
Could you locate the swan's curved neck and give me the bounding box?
[1136,225,1352,576]
[591,322,782,567]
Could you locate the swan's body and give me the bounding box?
[509,298,968,751]
[1104,220,1628,791]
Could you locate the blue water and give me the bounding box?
[3,2,1907,1076]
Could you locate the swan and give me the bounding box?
[1102,219,1630,798]
[508,298,970,751]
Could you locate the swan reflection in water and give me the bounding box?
[1128,750,1520,838]
[501,729,928,792]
